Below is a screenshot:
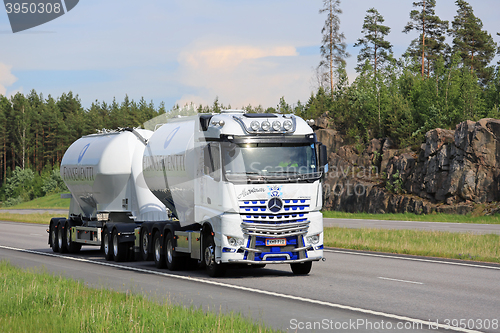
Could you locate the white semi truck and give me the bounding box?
[49,111,327,277]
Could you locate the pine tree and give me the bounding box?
[354,8,392,77]
[10,93,31,170]
[318,0,350,94]
[451,0,497,84]
[0,96,9,183]
[403,0,449,77]
[353,8,392,134]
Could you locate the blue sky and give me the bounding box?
[1,0,499,110]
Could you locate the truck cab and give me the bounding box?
[143,110,327,276]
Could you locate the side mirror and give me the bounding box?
[319,144,328,167]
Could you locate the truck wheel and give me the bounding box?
[113,230,127,262]
[65,222,81,253]
[290,261,312,275]
[153,232,166,268]
[50,224,59,253]
[165,232,181,271]
[204,234,226,277]
[140,229,152,261]
[57,223,68,253]
[103,230,113,261]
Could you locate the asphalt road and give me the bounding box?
[1,221,499,333]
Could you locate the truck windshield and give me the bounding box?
[221,142,320,183]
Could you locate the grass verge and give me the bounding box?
[324,226,500,263]
[0,212,56,224]
[1,193,71,210]
[322,210,500,224]
[0,261,278,333]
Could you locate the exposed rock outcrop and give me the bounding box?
[317,117,500,215]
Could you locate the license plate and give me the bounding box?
[266,238,286,246]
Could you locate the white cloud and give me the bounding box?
[175,42,314,108]
[180,45,298,71]
[0,63,17,96]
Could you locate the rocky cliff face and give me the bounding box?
[317,116,500,214]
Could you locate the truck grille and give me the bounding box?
[239,199,310,236]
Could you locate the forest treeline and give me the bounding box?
[0,0,499,205]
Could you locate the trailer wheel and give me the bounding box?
[57,223,67,253]
[103,230,113,261]
[165,232,181,271]
[140,229,152,261]
[65,222,81,253]
[290,261,312,275]
[204,234,226,277]
[112,229,127,262]
[50,224,59,253]
[153,232,166,268]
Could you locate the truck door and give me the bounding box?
[202,143,222,209]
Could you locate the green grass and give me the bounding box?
[0,261,278,333]
[0,212,56,224]
[322,210,500,224]
[324,226,500,263]
[1,193,71,210]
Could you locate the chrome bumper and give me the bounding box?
[227,255,323,264]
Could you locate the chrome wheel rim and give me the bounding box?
[113,234,118,257]
[204,245,214,267]
[154,237,161,262]
[104,233,109,255]
[57,228,63,249]
[166,238,173,264]
[66,226,71,247]
[51,229,57,247]
[142,232,148,256]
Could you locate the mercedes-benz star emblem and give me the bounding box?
[267,197,283,213]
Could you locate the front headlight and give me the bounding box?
[227,237,245,247]
[306,234,320,245]
[283,120,293,131]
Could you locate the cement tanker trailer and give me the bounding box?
[48,128,167,261]
[49,110,328,277]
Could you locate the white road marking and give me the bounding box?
[325,249,500,270]
[378,277,424,285]
[0,245,483,333]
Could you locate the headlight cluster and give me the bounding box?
[248,119,293,132]
[306,234,320,245]
[227,236,245,247]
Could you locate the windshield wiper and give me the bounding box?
[226,171,259,175]
[266,171,298,174]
